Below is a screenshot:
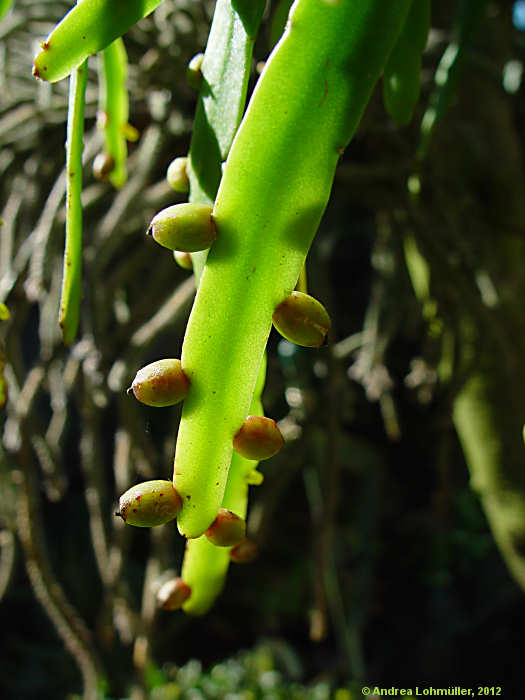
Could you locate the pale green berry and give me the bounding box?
[129,359,190,408]
[117,480,182,527]
[173,250,193,271]
[147,203,216,253]
[272,291,331,347]
[166,157,189,193]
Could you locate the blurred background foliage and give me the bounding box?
[1,0,525,697]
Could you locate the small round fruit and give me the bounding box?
[272,291,331,347]
[157,578,191,610]
[117,480,182,527]
[205,509,246,547]
[186,53,204,90]
[230,538,258,564]
[92,152,115,181]
[233,415,284,461]
[147,203,216,253]
[166,157,189,193]
[130,359,190,408]
[174,250,193,271]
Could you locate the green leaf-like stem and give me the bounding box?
[33,0,163,83]
[174,0,412,538]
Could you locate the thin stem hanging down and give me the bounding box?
[59,60,87,346]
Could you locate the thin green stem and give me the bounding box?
[59,60,87,345]
[99,38,129,188]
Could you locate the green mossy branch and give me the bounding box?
[174,0,413,539]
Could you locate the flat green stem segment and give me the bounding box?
[181,390,264,616]
[99,38,128,188]
[188,0,265,282]
[59,61,87,345]
[175,0,412,538]
[33,0,163,83]
[383,0,430,126]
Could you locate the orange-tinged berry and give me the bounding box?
[130,359,190,408]
[233,415,284,461]
[272,291,331,347]
[230,538,258,563]
[147,203,216,253]
[117,480,182,527]
[205,508,246,547]
[157,577,191,610]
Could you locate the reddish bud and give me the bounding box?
[205,508,246,547]
[229,538,258,564]
[92,152,115,181]
[157,578,191,610]
[117,480,182,527]
[130,359,190,408]
[272,291,331,347]
[233,415,284,461]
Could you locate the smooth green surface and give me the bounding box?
[59,61,87,345]
[0,0,12,22]
[383,0,430,125]
[33,0,163,83]
[99,38,128,188]
[175,0,412,538]
[181,394,263,615]
[188,0,265,282]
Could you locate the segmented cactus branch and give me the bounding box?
[174,0,413,539]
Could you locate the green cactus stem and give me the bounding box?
[32,0,164,83]
[58,60,87,345]
[117,480,182,527]
[180,360,266,615]
[383,0,431,126]
[174,0,413,539]
[233,416,284,461]
[129,359,190,408]
[205,508,246,547]
[157,578,191,611]
[272,290,331,347]
[147,203,216,253]
[98,37,130,188]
